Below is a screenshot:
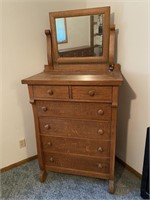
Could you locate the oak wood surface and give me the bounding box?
[33,85,69,99]
[109,87,118,179]
[72,86,112,100]
[28,85,46,172]
[45,165,110,179]
[39,117,111,140]
[45,30,53,69]
[41,135,110,157]
[21,8,123,193]
[43,151,110,174]
[22,65,123,85]
[36,101,112,121]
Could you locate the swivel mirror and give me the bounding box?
[49,7,110,64]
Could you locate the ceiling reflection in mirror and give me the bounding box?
[55,14,104,58]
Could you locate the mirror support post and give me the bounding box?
[44,30,54,71]
[109,25,115,71]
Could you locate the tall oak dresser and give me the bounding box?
[22,7,123,193]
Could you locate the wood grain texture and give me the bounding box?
[45,165,110,179]
[44,30,53,69]
[21,66,123,85]
[43,152,110,174]
[109,87,119,179]
[28,85,46,172]
[72,86,112,100]
[41,135,110,157]
[33,85,69,99]
[21,8,123,193]
[39,117,111,140]
[109,25,115,64]
[36,101,112,121]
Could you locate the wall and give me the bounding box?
[1,0,149,175]
[0,0,2,168]
[1,0,87,169]
[87,0,149,173]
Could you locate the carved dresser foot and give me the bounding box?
[108,180,115,194]
[39,170,47,182]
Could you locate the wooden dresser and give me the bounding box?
[22,7,123,193]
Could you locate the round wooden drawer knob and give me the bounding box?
[47,142,52,146]
[49,157,54,162]
[97,147,103,152]
[88,90,95,97]
[42,107,47,112]
[98,109,104,115]
[97,163,103,169]
[47,89,53,96]
[44,124,51,130]
[98,129,104,135]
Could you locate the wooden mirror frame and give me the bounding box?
[49,7,110,64]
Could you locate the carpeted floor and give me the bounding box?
[1,159,142,200]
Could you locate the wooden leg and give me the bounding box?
[39,170,47,182]
[108,180,115,194]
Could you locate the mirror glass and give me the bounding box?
[55,14,104,58]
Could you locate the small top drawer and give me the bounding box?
[72,86,112,101]
[33,85,69,99]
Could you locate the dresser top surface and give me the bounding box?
[22,67,123,86]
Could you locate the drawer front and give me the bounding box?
[72,86,112,101]
[43,152,110,174]
[33,86,69,99]
[39,117,111,140]
[41,136,110,157]
[36,101,111,120]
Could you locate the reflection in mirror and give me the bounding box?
[55,14,104,58]
[56,18,67,44]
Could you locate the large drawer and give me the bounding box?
[39,117,111,140]
[43,152,110,174]
[72,86,112,101]
[33,85,69,99]
[36,101,111,120]
[41,135,110,157]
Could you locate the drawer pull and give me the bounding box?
[47,142,52,146]
[42,107,47,112]
[47,89,53,96]
[97,109,104,115]
[49,157,54,162]
[97,163,103,169]
[97,147,103,152]
[44,124,51,130]
[88,90,95,97]
[98,129,104,135]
